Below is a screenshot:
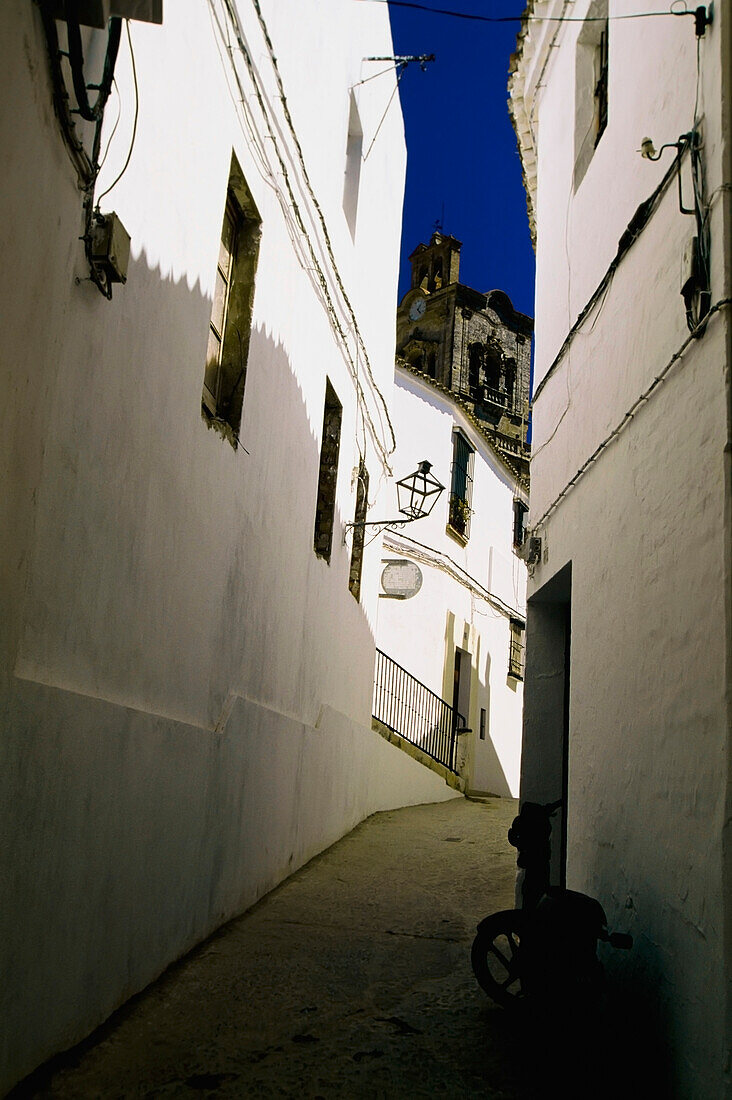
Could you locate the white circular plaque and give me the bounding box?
[381,559,423,599]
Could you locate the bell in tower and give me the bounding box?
[408,232,462,293]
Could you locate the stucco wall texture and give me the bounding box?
[511,0,732,1096]
[0,1,461,1092]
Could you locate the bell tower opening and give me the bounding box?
[408,232,462,293]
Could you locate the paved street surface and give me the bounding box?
[12,797,615,1099]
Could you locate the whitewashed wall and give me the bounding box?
[0,2,460,1091]
[374,367,527,797]
[511,0,731,1094]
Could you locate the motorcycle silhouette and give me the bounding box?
[471,799,632,1008]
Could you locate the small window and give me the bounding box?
[448,430,474,540]
[343,94,363,237]
[504,359,516,407]
[202,154,261,446]
[484,347,502,396]
[479,708,486,740]
[468,344,483,391]
[595,26,609,147]
[314,380,343,563]
[348,460,369,600]
[509,620,525,680]
[574,2,609,189]
[513,499,528,549]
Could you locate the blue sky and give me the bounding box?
[384,0,535,318]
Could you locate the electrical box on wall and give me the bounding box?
[50,1,162,28]
[91,212,130,285]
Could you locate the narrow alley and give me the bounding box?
[15,798,541,1099]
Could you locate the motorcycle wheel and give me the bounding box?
[471,909,525,1007]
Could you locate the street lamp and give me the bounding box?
[345,460,445,536]
[395,460,445,520]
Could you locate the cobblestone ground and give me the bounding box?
[12,797,622,1099]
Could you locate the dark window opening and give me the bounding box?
[484,348,502,395]
[504,358,516,406]
[513,499,528,549]
[202,154,261,447]
[448,430,474,540]
[509,619,525,680]
[595,24,609,147]
[348,460,369,600]
[523,563,572,888]
[480,707,486,740]
[432,257,443,290]
[468,344,483,392]
[314,380,342,562]
[452,646,471,731]
[427,352,437,379]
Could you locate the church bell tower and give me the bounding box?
[409,232,462,293]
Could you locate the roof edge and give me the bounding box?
[395,358,530,490]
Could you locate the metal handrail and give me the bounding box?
[373,648,465,773]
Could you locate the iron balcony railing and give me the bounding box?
[373,649,466,774]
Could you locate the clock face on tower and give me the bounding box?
[409,297,426,322]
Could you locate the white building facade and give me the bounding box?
[375,363,528,798]
[510,0,731,1094]
[0,1,458,1090]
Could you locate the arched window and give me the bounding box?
[468,344,483,391]
[432,257,443,290]
[484,347,501,392]
[504,358,516,405]
[419,267,429,290]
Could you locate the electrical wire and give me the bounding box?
[97,21,138,205]
[359,0,701,23]
[65,7,121,121]
[382,529,525,622]
[36,1,97,185]
[362,62,407,161]
[351,64,402,88]
[208,0,401,473]
[530,297,732,533]
[36,2,124,297]
[683,38,713,332]
[208,0,389,467]
[213,0,395,472]
[97,78,122,173]
[532,147,686,405]
[248,0,399,462]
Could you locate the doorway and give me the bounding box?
[452,646,471,730]
[521,562,571,888]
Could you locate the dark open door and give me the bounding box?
[521,562,571,889]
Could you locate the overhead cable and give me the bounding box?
[532,147,685,405]
[97,20,139,205]
[212,0,397,471]
[360,0,702,24]
[383,529,525,622]
[36,2,124,298]
[530,298,732,533]
[248,0,399,461]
